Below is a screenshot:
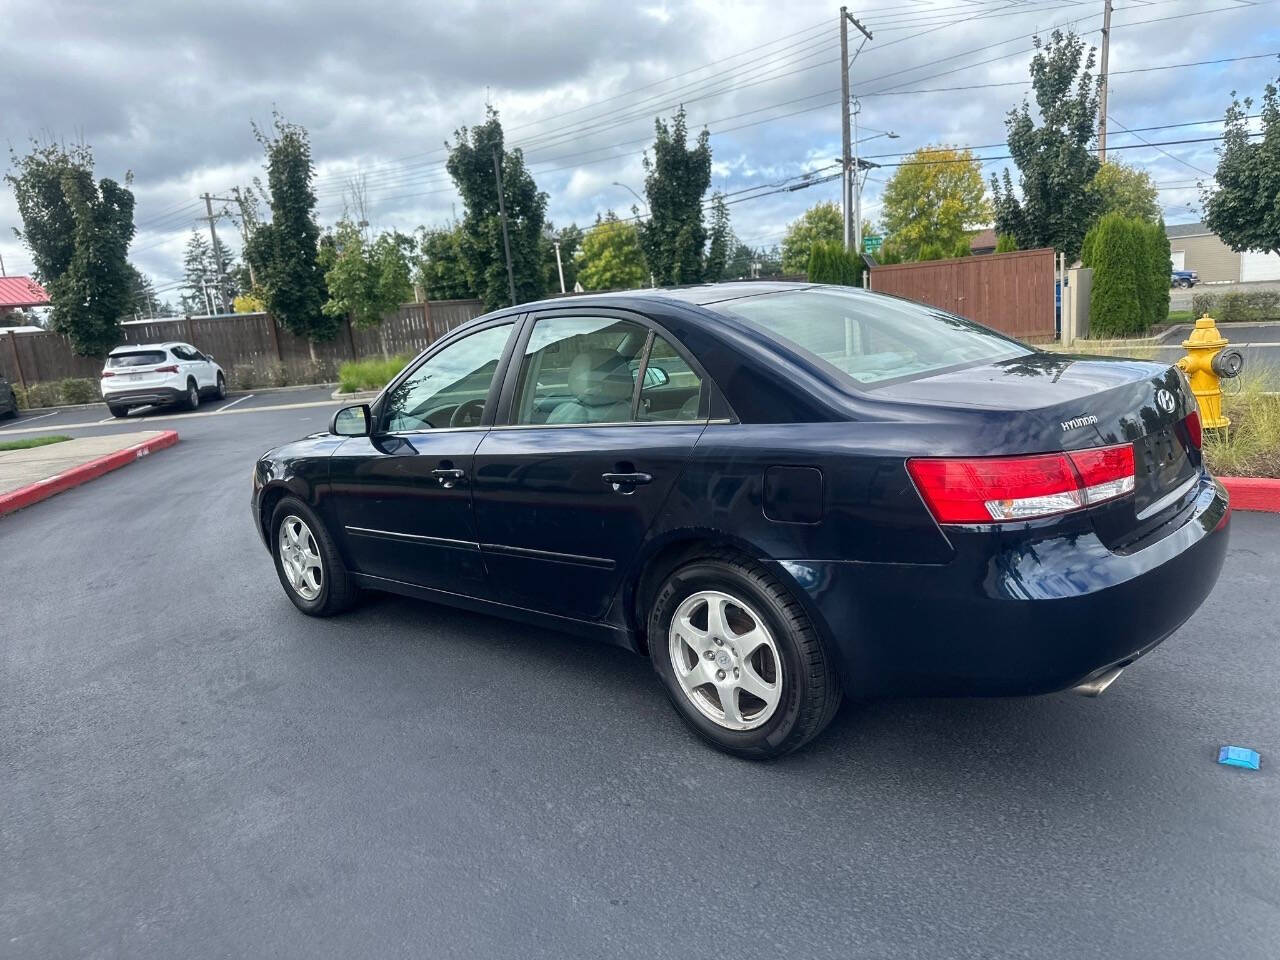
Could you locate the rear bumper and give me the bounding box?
[773,475,1230,698]
[101,386,185,407]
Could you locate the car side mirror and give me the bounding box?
[644,365,670,388]
[331,403,371,437]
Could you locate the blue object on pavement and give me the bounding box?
[1218,746,1261,770]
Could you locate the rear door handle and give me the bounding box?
[432,467,467,488]
[602,472,653,492]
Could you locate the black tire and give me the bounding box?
[183,379,199,410]
[107,404,129,419]
[648,551,842,759]
[269,496,359,617]
[1179,278,1192,288]
[215,373,227,400]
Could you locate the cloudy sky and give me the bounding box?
[2,0,1277,301]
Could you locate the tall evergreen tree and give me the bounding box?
[705,193,731,282]
[243,113,333,341]
[990,30,1101,261]
[638,108,712,285]
[446,108,548,309]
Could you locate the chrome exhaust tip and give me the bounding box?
[1071,665,1125,697]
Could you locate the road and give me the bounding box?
[2,394,1278,959]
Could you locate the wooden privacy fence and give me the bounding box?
[868,247,1056,341]
[0,299,485,388]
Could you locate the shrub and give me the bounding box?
[60,378,99,405]
[1088,213,1145,337]
[806,240,864,285]
[1187,290,1280,322]
[995,233,1019,253]
[1139,220,1171,328]
[338,354,411,393]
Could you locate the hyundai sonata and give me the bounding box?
[252,283,1229,758]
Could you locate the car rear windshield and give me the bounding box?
[716,288,1032,387]
[106,351,168,368]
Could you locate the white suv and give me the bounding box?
[101,342,226,417]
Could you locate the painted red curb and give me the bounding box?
[0,431,179,518]
[1220,476,1280,513]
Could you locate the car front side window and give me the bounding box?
[381,323,513,433]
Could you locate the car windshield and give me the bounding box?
[717,288,1032,387]
[107,351,167,368]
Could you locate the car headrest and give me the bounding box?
[567,349,634,407]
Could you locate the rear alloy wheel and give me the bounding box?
[649,553,842,759]
[270,496,359,616]
[184,380,199,410]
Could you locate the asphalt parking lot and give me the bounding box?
[2,394,1278,959]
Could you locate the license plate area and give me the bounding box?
[1133,425,1194,514]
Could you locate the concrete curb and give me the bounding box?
[1221,476,1280,513]
[0,431,179,519]
[331,389,381,401]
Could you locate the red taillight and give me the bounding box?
[154,364,179,373]
[101,370,115,378]
[1184,410,1202,450]
[907,443,1136,524]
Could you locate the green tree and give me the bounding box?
[881,145,990,260]
[319,218,414,328]
[1089,161,1160,223]
[705,193,731,282]
[990,30,1102,261]
[5,140,135,356]
[724,240,756,279]
[180,230,237,313]
[1202,71,1280,258]
[807,240,864,285]
[542,222,582,294]
[577,212,649,290]
[243,114,333,341]
[446,108,548,309]
[1087,213,1147,336]
[127,265,161,317]
[415,225,475,300]
[781,200,842,274]
[638,107,712,285]
[995,233,1019,253]
[1140,219,1172,326]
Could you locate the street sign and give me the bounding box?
[862,235,882,253]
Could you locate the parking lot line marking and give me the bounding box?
[0,410,59,430]
[0,398,343,436]
[216,394,254,412]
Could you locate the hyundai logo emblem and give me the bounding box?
[1156,388,1176,414]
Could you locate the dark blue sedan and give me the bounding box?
[252,283,1229,758]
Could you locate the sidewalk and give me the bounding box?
[0,431,178,516]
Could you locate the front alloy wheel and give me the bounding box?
[278,514,323,601]
[669,590,782,730]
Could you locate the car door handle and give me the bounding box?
[602,471,653,489]
[432,468,467,488]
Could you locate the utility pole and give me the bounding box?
[553,240,566,294]
[1098,0,1113,162]
[0,247,6,277]
[491,146,518,306]
[200,192,229,313]
[853,99,864,255]
[840,7,872,252]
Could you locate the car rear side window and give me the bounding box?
[637,335,703,422]
[512,317,649,426]
[107,351,168,368]
[720,288,1031,387]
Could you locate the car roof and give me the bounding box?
[108,342,183,354]
[511,280,818,313]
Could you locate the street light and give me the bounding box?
[612,181,648,213]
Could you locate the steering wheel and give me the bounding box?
[449,398,486,428]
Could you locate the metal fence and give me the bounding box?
[0,300,485,389]
[868,247,1057,341]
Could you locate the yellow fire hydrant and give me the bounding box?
[1175,315,1245,429]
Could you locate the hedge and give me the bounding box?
[1190,290,1280,323]
[1084,212,1169,337]
[807,240,865,286]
